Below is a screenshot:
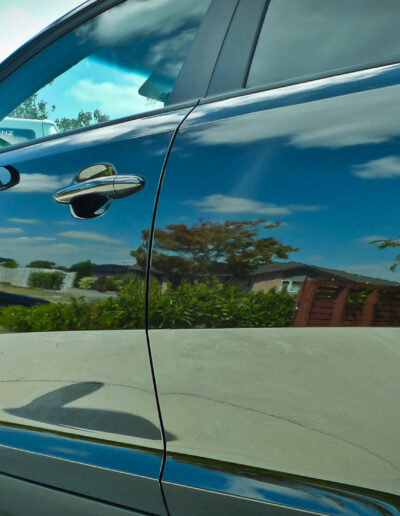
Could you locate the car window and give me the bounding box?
[247,0,400,89]
[0,0,211,148]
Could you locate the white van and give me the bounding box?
[0,117,58,148]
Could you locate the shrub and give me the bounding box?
[28,271,65,290]
[71,260,92,287]
[78,276,98,289]
[0,276,295,332]
[88,273,140,292]
[27,260,56,269]
[149,278,295,328]
[0,258,18,268]
[103,274,139,292]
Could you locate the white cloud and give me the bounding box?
[13,173,66,193]
[88,0,208,47]
[58,230,121,244]
[76,0,210,80]
[148,28,197,77]
[359,235,389,244]
[68,77,163,119]
[0,228,23,235]
[352,156,400,179]
[0,236,55,244]
[0,1,84,64]
[186,194,321,216]
[48,243,78,252]
[188,80,400,150]
[8,218,38,224]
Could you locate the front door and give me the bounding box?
[0,0,212,514]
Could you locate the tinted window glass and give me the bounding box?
[0,0,211,148]
[247,0,400,88]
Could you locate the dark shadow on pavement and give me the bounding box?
[5,381,176,441]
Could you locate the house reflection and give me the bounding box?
[246,261,400,327]
[148,256,400,329]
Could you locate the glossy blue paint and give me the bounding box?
[150,25,400,513]
[164,457,400,515]
[0,424,161,478]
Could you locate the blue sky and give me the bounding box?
[38,57,157,121]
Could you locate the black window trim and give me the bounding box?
[168,0,239,105]
[206,0,400,105]
[206,0,271,97]
[201,57,400,109]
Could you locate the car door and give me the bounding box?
[0,0,231,514]
[149,0,400,514]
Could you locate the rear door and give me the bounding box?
[0,0,222,514]
[149,0,400,514]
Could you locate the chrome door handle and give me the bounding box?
[53,175,145,204]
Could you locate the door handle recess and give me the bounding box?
[53,175,145,204]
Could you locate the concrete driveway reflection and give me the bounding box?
[0,330,169,448]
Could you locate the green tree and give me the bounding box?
[28,260,56,269]
[371,236,400,271]
[0,258,18,269]
[131,219,297,284]
[9,93,51,120]
[55,108,110,132]
[70,260,92,287]
[9,93,109,130]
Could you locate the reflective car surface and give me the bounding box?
[1,0,400,515]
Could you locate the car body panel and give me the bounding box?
[149,63,400,512]
[0,104,192,514]
[2,0,400,514]
[0,472,146,516]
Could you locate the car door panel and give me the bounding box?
[0,106,192,514]
[0,0,229,513]
[149,63,400,513]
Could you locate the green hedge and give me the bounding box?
[28,271,65,290]
[0,277,295,332]
[150,278,295,328]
